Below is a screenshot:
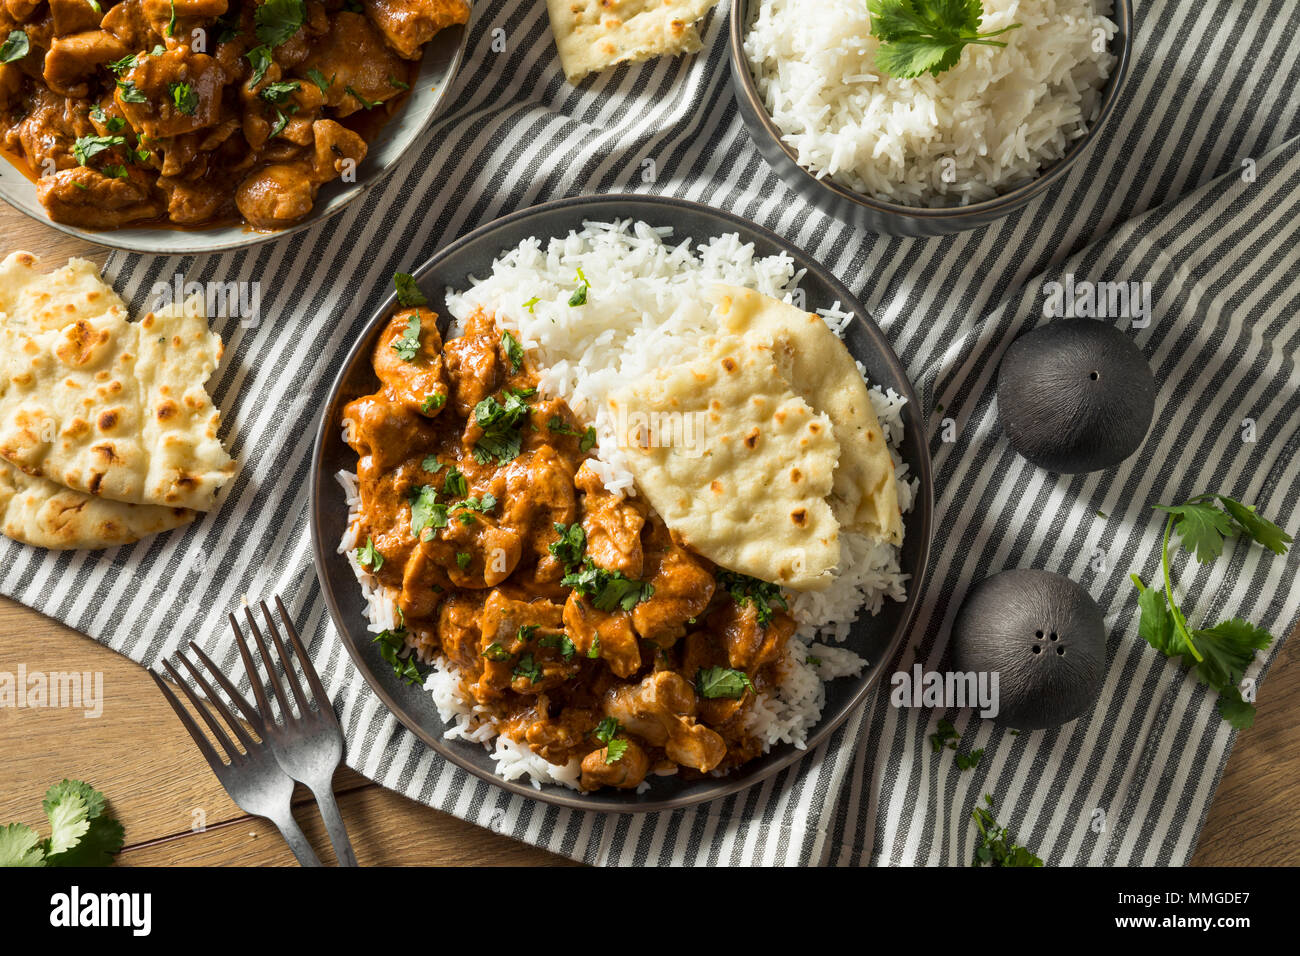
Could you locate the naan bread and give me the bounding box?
[546,0,721,84]
[0,459,193,550]
[0,290,234,511]
[608,335,842,590]
[710,285,904,546]
[0,252,129,332]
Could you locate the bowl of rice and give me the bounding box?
[310,194,934,811]
[731,0,1132,236]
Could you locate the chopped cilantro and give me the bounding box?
[971,794,1042,867]
[482,643,511,662]
[695,667,755,700]
[259,80,300,104]
[355,536,383,572]
[169,81,198,115]
[568,266,590,306]
[455,552,471,570]
[245,45,272,86]
[408,485,447,538]
[391,311,421,360]
[512,653,542,685]
[562,559,654,612]
[72,135,125,166]
[0,30,28,65]
[441,465,468,498]
[373,629,422,686]
[548,521,586,569]
[501,330,524,373]
[393,272,428,307]
[116,80,148,103]
[306,68,334,93]
[538,632,576,661]
[716,570,788,626]
[420,392,445,414]
[254,0,305,47]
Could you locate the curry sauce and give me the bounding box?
[342,305,797,791]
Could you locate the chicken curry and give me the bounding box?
[0,0,468,230]
[342,295,798,791]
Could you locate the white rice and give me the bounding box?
[744,0,1118,205]
[340,220,917,790]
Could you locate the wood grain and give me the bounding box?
[0,206,1294,867]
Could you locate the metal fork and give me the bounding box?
[150,643,323,867]
[229,597,358,867]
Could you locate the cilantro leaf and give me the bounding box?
[1217,495,1293,556]
[355,536,383,572]
[73,134,125,166]
[593,717,621,744]
[391,311,421,361]
[548,521,586,569]
[563,560,654,612]
[0,823,45,867]
[512,653,542,685]
[568,266,590,307]
[695,666,755,700]
[538,632,576,661]
[421,392,445,414]
[254,0,305,47]
[604,738,629,764]
[306,68,333,92]
[971,794,1042,867]
[716,570,788,626]
[441,465,468,498]
[169,80,198,115]
[1155,500,1237,564]
[0,29,28,64]
[408,485,447,538]
[482,642,511,662]
[472,389,532,465]
[394,272,428,307]
[245,45,272,86]
[867,0,1020,79]
[372,629,422,685]
[501,330,524,374]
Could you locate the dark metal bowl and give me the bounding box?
[729,0,1133,237]
[309,194,934,813]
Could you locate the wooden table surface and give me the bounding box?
[0,208,1295,867]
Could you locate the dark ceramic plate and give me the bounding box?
[309,194,934,812]
[729,0,1133,237]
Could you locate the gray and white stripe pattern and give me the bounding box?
[4,0,1298,865]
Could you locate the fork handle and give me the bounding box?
[267,810,324,867]
[310,784,359,867]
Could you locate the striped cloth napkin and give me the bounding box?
[4,0,1298,865]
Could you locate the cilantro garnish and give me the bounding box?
[563,559,654,612]
[929,717,959,753]
[455,552,471,570]
[421,455,443,473]
[421,392,445,414]
[512,653,542,685]
[89,104,124,131]
[0,30,29,64]
[391,311,421,361]
[971,794,1042,867]
[716,570,788,626]
[73,135,125,166]
[695,667,754,700]
[0,780,125,867]
[502,330,524,373]
[592,717,628,763]
[867,0,1020,79]
[388,74,410,90]
[483,642,511,662]
[306,68,333,92]
[346,85,379,110]
[408,485,447,538]
[955,748,984,771]
[1130,494,1289,728]
[107,52,137,75]
[355,535,383,572]
[269,109,289,139]
[548,521,586,570]
[538,632,576,661]
[246,45,272,86]
[373,629,422,686]
[167,0,178,36]
[546,416,596,451]
[254,0,305,47]
[116,80,148,103]
[522,296,540,313]
[451,494,496,517]
[442,465,468,498]
[567,266,590,306]
[472,389,532,465]
[169,81,198,115]
[394,272,428,307]
[259,80,299,104]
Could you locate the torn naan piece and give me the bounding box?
[0,459,193,550]
[608,335,841,590]
[0,252,129,332]
[0,295,234,512]
[709,284,904,546]
[547,0,722,84]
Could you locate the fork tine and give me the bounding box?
[230,612,273,720]
[244,605,293,719]
[187,641,264,733]
[173,645,258,750]
[274,595,338,729]
[153,663,234,768]
[260,600,311,715]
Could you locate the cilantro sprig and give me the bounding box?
[695,667,755,700]
[373,629,422,686]
[971,794,1042,867]
[716,570,788,626]
[1130,494,1291,729]
[0,780,124,867]
[563,559,655,612]
[867,0,1020,79]
[593,716,628,764]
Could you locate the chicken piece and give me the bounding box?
[502,446,577,580]
[298,11,408,117]
[49,0,101,36]
[575,461,645,578]
[310,118,367,182]
[442,312,501,415]
[44,31,130,96]
[564,591,640,678]
[680,629,748,727]
[436,593,483,674]
[116,47,224,138]
[0,63,24,111]
[708,598,795,672]
[602,671,726,773]
[4,0,41,21]
[101,0,162,49]
[580,739,650,790]
[630,522,714,647]
[36,165,163,228]
[157,175,228,225]
[371,307,448,416]
[475,590,570,696]
[140,0,228,39]
[235,161,315,229]
[342,393,437,474]
[525,708,598,766]
[363,0,469,59]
